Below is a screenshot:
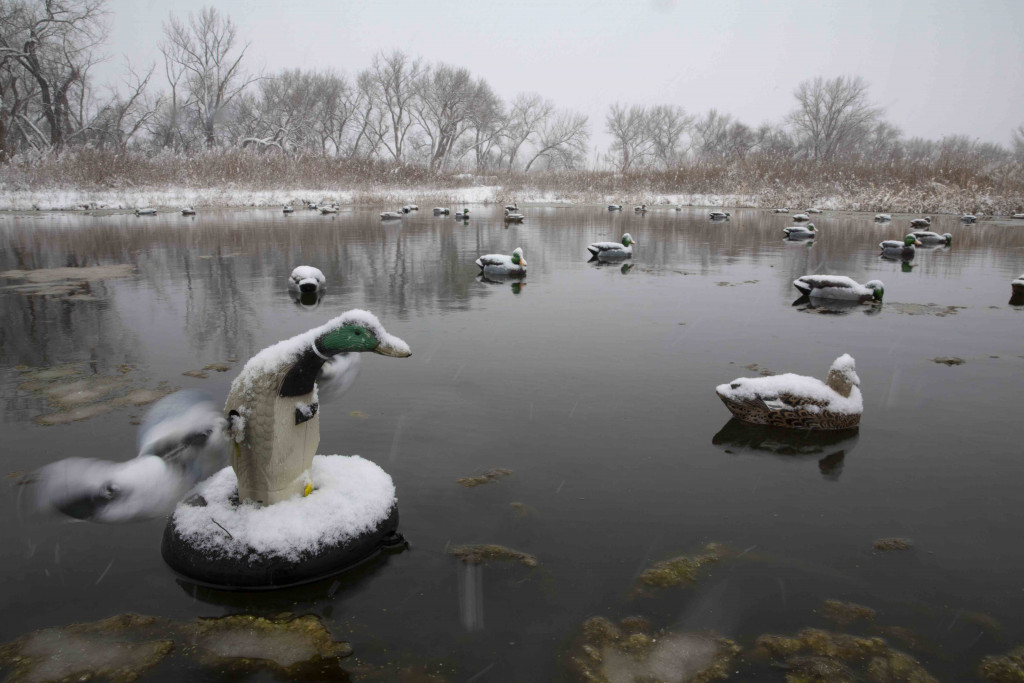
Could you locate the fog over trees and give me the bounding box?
[1,0,1022,172]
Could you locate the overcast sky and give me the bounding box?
[100,0,1024,154]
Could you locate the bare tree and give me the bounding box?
[502,93,551,171]
[160,7,256,147]
[368,49,422,162]
[606,103,651,172]
[0,0,109,150]
[466,79,504,171]
[691,109,733,161]
[788,75,881,161]
[647,104,691,168]
[1012,125,1024,163]
[84,60,157,150]
[412,63,476,170]
[524,109,589,172]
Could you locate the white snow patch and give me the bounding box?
[289,266,324,284]
[171,455,395,560]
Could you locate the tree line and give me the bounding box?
[2,1,1022,174]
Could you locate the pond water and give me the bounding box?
[0,206,1022,680]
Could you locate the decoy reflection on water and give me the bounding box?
[791,296,882,316]
[478,273,527,294]
[711,417,857,480]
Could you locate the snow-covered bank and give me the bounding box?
[0,183,1018,215]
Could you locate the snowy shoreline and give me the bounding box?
[0,184,1016,216]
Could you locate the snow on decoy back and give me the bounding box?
[587,233,636,259]
[793,275,884,302]
[716,355,864,430]
[476,247,527,276]
[30,390,229,522]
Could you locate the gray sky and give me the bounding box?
[102,0,1024,152]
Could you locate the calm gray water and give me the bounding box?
[1,206,1022,680]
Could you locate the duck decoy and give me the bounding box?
[504,208,525,223]
[587,233,635,259]
[793,275,883,302]
[476,247,526,276]
[909,217,932,228]
[716,355,864,430]
[783,223,817,239]
[880,234,922,259]
[911,230,952,246]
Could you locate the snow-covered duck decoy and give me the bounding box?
[791,213,811,222]
[432,207,450,215]
[880,234,921,259]
[283,205,295,214]
[476,247,526,276]
[505,202,519,212]
[911,230,952,246]
[380,210,404,220]
[135,207,157,216]
[793,275,884,303]
[709,211,730,220]
[806,207,823,214]
[874,214,892,222]
[181,206,196,216]
[608,204,623,211]
[320,204,339,214]
[455,208,470,220]
[960,214,976,223]
[716,354,863,430]
[587,233,636,260]
[909,216,932,228]
[783,223,817,240]
[504,208,525,223]
[773,208,790,213]
[288,266,326,307]
[634,204,648,213]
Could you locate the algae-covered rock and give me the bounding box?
[640,543,724,588]
[873,538,913,552]
[195,613,351,674]
[448,544,537,567]
[979,645,1024,682]
[821,599,876,627]
[754,628,936,683]
[457,468,513,487]
[569,616,738,682]
[0,613,172,683]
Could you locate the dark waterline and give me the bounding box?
[1,207,1022,680]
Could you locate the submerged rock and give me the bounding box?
[195,614,352,674]
[569,616,738,683]
[755,628,936,682]
[979,645,1024,682]
[821,599,877,627]
[457,468,513,487]
[448,544,537,567]
[640,543,725,588]
[0,614,172,683]
[873,538,914,552]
